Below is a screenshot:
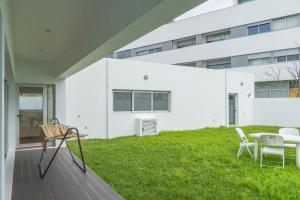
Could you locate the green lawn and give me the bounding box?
[69,126,300,200]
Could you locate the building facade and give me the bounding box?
[111,0,300,99]
[66,59,254,139]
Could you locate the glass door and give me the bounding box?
[18,86,45,146]
[229,94,237,126]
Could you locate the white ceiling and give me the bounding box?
[10,0,205,77]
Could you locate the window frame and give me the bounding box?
[113,90,133,112]
[173,36,197,49]
[113,90,171,113]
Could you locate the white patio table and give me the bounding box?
[249,133,300,168]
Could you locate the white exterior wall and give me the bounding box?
[119,0,300,51]
[254,98,300,127]
[125,28,300,65]
[66,59,254,139]
[229,62,299,82]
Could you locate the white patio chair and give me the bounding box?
[279,128,299,148]
[235,128,255,158]
[260,134,285,168]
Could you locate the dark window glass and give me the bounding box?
[287,54,300,61]
[248,25,259,35]
[276,56,287,63]
[153,93,169,111]
[134,92,152,111]
[113,92,132,111]
[149,47,162,54]
[259,23,271,33]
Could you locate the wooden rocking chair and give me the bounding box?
[38,118,87,178]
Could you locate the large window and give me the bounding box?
[275,54,300,63]
[206,30,230,43]
[136,47,162,56]
[113,90,170,112]
[206,58,231,69]
[238,0,254,4]
[113,91,132,111]
[273,15,300,31]
[248,23,270,35]
[173,37,196,49]
[248,57,272,65]
[255,81,291,98]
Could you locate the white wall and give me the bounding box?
[254,98,300,127]
[66,59,254,139]
[230,62,299,82]
[126,27,300,65]
[119,0,300,51]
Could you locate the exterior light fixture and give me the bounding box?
[144,74,149,80]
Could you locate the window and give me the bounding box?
[153,93,169,111]
[238,0,254,4]
[248,57,272,65]
[287,54,300,61]
[134,92,152,111]
[275,56,287,63]
[255,81,290,98]
[273,15,300,31]
[136,47,162,56]
[149,47,162,54]
[113,90,170,112]
[275,54,300,63]
[248,23,270,35]
[176,62,197,67]
[174,37,196,49]
[113,91,132,111]
[286,15,300,28]
[206,58,231,69]
[273,17,285,31]
[206,30,231,43]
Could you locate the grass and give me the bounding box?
[69,126,300,200]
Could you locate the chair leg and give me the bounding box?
[237,145,242,157]
[282,153,285,169]
[39,134,67,178]
[66,128,87,173]
[260,148,263,168]
[246,146,254,158]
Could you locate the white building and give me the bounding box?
[103,0,300,128]
[111,0,300,99]
[0,0,206,199]
[66,58,254,139]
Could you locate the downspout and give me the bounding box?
[105,59,109,139]
[224,69,228,127]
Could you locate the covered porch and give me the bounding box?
[0,0,206,199]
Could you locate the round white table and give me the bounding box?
[249,133,300,168]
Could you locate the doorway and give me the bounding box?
[228,94,238,126]
[18,85,55,147]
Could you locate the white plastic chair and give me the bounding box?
[260,134,285,168]
[235,128,255,158]
[279,128,299,148]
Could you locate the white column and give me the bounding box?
[0,13,5,200]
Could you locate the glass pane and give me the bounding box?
[176,37,196,48]
[275,56,287,63]
[149,48,162,54]
[273,18,285,31]
[287,54,300,61]
[286,15,300,28]
[113,92,132,111]
[134,92,151,111]
[47,85,55,122]
[136,50,149,56]
[153,93,169,111]
[248,26,258,35]
[239,0,253,4]
[19,87,44,144]
[271,89,289,98]
[259,23,271,33]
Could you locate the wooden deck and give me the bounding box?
[11,148,123,200]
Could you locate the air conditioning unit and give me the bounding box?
[135,118,157,136]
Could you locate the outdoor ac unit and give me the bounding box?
[135,118,157,136]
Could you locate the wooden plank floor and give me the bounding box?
[11,148,124,200]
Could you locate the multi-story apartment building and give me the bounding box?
[110,0,300,98]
